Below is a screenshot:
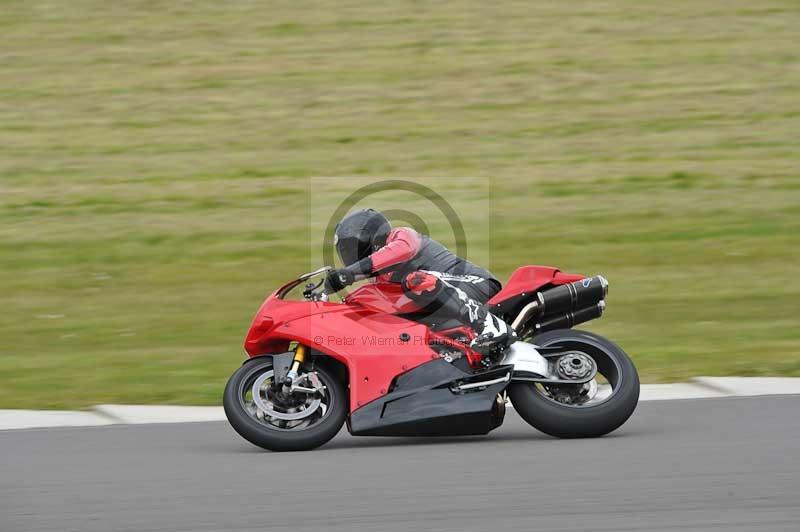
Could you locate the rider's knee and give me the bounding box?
[402,271,441,302]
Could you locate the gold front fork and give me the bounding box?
[285,343,307,384]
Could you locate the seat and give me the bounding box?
[486,265,584,315]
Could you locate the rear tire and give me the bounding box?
[508,329,639,438]
[223,357,347,451]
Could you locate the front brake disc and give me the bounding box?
[251,371,321,421]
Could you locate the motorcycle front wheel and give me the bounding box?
[223,356,347,451]
[508,329,640,438]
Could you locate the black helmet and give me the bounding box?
[334,209,391,267]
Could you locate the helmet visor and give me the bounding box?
[335,236,370,267]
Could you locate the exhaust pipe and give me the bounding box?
[536,275,607,316]
[510,275,608,332]
[534,301,606,334]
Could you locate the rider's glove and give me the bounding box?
[325,268,356,293]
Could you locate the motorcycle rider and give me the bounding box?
[325,208,517,355]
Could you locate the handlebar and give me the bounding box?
[300,266,333,302]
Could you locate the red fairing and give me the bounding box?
[245,296,437,411]
[487,265,585,306]
[244,297,338,355]
[344,282,422,315]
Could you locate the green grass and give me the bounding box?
[1,0,799,408]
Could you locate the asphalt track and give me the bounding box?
[2,396,799,532]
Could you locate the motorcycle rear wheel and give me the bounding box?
[508,329,639,438]
[223,357,347,451]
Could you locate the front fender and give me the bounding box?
[239,352,294,383]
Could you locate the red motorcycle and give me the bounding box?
[224,265,640,451]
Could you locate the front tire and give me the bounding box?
[508,329,639,438]
[223,357,347,451]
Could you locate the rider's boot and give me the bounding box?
[469,312,518,358]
